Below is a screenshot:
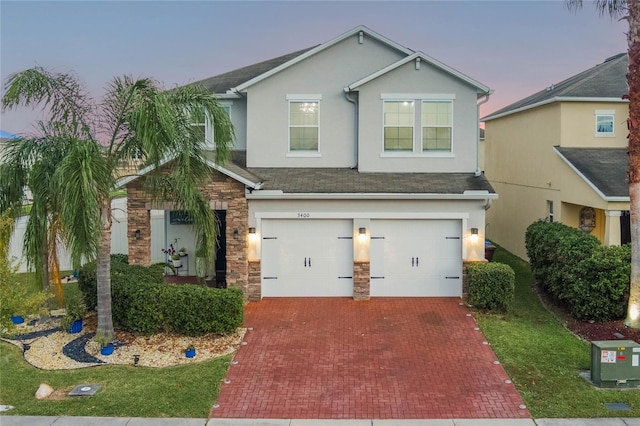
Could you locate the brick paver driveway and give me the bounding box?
[210,298,530,419]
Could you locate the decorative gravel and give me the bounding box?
[2,313,246,370]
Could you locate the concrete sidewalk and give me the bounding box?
[2,417,640,425]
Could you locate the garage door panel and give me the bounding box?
[261,220,353,297]
[370,219,461,297]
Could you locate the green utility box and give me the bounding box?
[591,340,640,388]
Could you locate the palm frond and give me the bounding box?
[2,67,92,137]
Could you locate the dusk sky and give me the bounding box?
[0,0,629,135]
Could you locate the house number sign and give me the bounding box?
[297,213,311,218]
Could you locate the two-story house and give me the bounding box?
[482,53,629,260]
[123,26,496,301]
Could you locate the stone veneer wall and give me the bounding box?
[126,166,249,296]
[353,260,371,300]
[127,179,151,266]
[202,173,249,294]
[247,260,261,301]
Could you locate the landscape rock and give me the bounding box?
[35,383,54,399]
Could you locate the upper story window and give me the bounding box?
[191,104,231,146]
[384,101,414,151]
[381,94,455,156]
[422,101,452,151]
[595,109,615,137]
[287,95,321,153]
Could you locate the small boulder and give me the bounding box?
[35,383,54,399]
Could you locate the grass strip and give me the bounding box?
[476,246,640,417]
[0,341,230,417]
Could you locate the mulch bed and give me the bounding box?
[536,283,640,343]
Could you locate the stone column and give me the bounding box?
[353,260,370,301]
[247,260,261,301]
[126,181,151,266]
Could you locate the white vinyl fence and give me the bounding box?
[8,197,167,272]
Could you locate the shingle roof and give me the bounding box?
[191,46,318,94]
[483,53,628,121]
[244,167,494,194]
[555,147,628,199]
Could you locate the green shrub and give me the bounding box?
[467,262,515,312]
[162,285,243,336]
[78,254,161,311]
[525,220,599,302]
[78,258,243,336]
[0,213,47,332]
[569,244,631,321]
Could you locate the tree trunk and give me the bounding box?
[96,201,115,339]
[627,0,640,328]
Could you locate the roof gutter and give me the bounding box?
[476,90,492,176]
[344,88,359,169]
[483,96,628,122]
[246,191,499,200]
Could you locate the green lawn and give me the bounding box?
[0,341,231,417]
[476,246,640,418]
[4,251,640,418]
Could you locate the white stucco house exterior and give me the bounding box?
[124,25,496,300]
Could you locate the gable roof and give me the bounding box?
[117,151,264,190]
[554,147,628,201]
[191,46,318,94]
[346,51,491,96]
[483,53,628,121]
[231,25,415,93]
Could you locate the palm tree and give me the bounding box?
[1,68,234,339]
[566,0,640,326]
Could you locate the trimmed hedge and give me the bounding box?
[525,220,630,321]
[78,255,243,336]
[467,262,515,312]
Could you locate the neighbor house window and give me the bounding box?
[384,100,414,151]
[595,110,615,136]
[547,200,554,223]
[422,101,452,151]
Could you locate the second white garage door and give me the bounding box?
[261,219,354,297]
[370,219,462,297]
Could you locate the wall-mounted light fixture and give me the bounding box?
[359,227,366,235]
[134,229,141,240]
[470,227,479,243]
[249,227,256,235]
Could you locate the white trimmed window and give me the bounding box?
[595,109,615,137]
[422,101,452,151]
[288,96,320,152]
[191,104,231,147]
[384,101,414,151]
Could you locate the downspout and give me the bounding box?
[476,90,492,176]
[344,88,359,169]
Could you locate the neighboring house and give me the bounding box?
[482,53,629,260]
[122,25,496,301]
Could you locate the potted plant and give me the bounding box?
[185,344,196,358]
[94,331,114,356]
[10,315,24,324]
[62,295,86,334]
[179,247,187,257]
[162,239,182,267]
[195,242,207,279]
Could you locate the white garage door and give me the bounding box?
[261,219,354,297]
[370,219,462,297]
